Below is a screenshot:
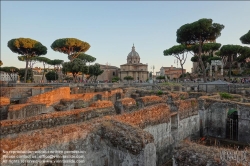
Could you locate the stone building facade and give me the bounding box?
[160,65,186,80]
[120,44,148,82]
[96,64,120,82]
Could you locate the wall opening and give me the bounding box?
[226,109,238,141]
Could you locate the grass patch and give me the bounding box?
[157,90,163,96]
[219,92,233,99]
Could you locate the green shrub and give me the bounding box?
[219,92,233,99]
[157,90,163,95]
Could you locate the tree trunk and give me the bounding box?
[24,58,29,83]
[198,37,207,82]
[42,62,45,82]
[181,64,184,81]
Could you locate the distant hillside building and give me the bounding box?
[160,65,186,80]
[0,71,18,82]
[120,44,148,82]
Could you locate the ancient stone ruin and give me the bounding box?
[0,84,249,166]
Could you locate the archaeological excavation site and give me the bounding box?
[0,83,250,166]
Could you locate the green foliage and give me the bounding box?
[218,45,248,78]
[17,56,36,62]
[7,38,47,82]
[0,60,2,66]
[191,55,210,62]
[35,57,51,63]
[176,18,224,82]
[62,58,87,79]
[156,76,165,80]
[157,90,163,96]
[207,56,222,64]
[240,30,250,44]
[179,73,187,78]
[45,71,58,81]
[163,45,187,56]
[219,92,233,99]
[0,66,19,73]
[18,68,32,81]
[88,63,104,81]
[8,38,47,56]
[219,45,242,59]
[124,76,134,80]
[112,76,120,83]
[48,59,64,66]
[189,43,221,54]
[77,53,96,63]
[236,46,250,62]
[176,18,224,45]
[51,38,90,60]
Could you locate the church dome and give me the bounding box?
[127,44,140,59]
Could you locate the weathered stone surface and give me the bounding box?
[7,103,47,119]
[0,118,156,166]
[174,141,250,166]
[136,95,164,108]
[198,95,250,143]
[27,87,70,106]
[89,100,113,108]
[115,103,171,129]
[2,85,250,166]
[0,106,8,120]
[0,106,115,136]
[114,98,137,114]
[100,120,154,155]
[0,97,10,105]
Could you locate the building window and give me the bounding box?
[113,72,115,76]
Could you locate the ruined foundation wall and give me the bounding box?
[199,97,250,144]
[7,103,47,119]
[26,87,70,106]
[0,119,156,166]
[0,105,115,136]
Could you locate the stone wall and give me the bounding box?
[136,95,165,108]
[198,96,250,144]
[27,87,70,106]
[174,141,250,166]
[0,103,115,136]
[0,97,10,105]
[7,103,47,119]
[0,119,156,166]
[0,87,54,99]
[114,98,137,114]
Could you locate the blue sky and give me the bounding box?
[1,1,250,73]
